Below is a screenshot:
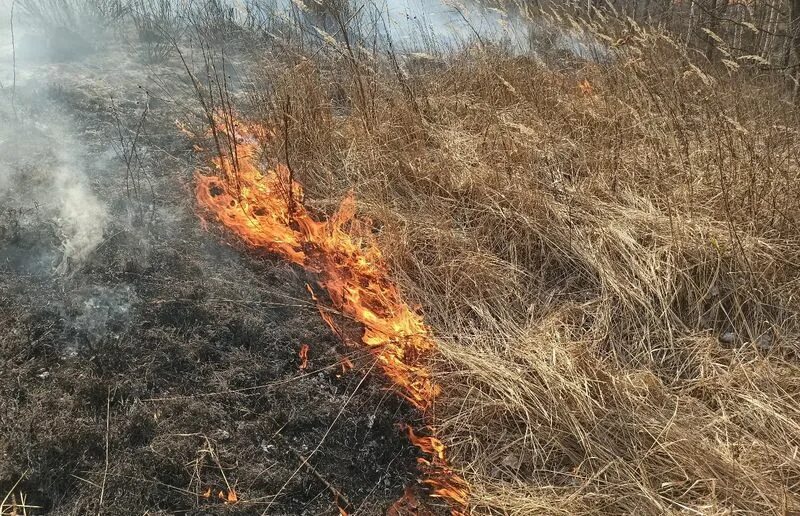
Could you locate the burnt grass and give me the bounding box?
[0,41,426,515]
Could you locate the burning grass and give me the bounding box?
[191,113,469,513]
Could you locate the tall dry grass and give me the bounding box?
[234,8,800,514]
[9,0,800,512]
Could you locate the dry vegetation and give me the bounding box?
[242,8,800,515]
[6,0,800,514]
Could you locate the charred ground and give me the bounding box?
[0,27,422,515]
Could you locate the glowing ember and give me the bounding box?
[191,113,468,514]
[299,343,310,370]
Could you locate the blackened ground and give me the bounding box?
[0,33,425,516]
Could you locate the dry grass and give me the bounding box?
[228,7,800,514]
[54,0,799,511]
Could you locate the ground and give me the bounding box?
[0,28,423,515]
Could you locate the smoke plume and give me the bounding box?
[0,116,109,275]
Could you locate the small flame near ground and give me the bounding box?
[189,114,469,514]
[387,487,421,516]
[200,487,238,504]
[299,343,310,370]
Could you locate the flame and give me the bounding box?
[191,113,468,514]
[338,499,349,516]
[227,489,239,503]
[299,343,310,370]
[217,489,238,504]
[404,425,470,509]
[387,487,420,516]
[579,78,594,97]
[306,283,342,341]
[200,487,238,504]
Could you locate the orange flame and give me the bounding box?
[299,343,310,370]
[404,425,470,509]
[387,487,421,516]
[191,113,468,514]
[217,489,238,504]
[306,283,342,341]
[337,498,349,516]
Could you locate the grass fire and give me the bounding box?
[192,112,468,513]
[3,0,800,515]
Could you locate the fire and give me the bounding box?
[200,487,238,504]
[338,502,349,516]
[404,425,470,509]
[579,78,594,96]
[387,488,420,515]
[299,343,310,370]
[191,113,468,514]
[218,489,238,503]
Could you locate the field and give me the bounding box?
[2,0,800,515]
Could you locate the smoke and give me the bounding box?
[53,161,110,274]
[0,0,114,275]
[67,284,138,349]
[0,115,109,275]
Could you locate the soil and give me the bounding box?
[0,25,425,516]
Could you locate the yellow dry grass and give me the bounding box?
[244,10,800,514]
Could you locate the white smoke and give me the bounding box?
[53,163,109,275]
[0,1,111,275]
[0,116,109,275]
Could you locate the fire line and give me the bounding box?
[189,114,469,515]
